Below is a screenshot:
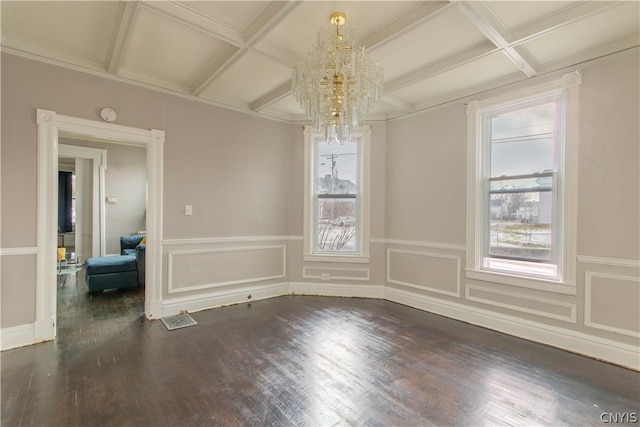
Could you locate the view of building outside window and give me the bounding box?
[488,103,555,263]
[315,138,359,252]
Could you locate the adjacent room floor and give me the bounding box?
[1,273,638,426]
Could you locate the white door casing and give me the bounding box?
[36,109,164,342]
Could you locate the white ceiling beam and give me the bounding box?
[250,81,292,112]
[140,1,245,47]
[190,1,299,97]
[453,0,538,78]
[106,1,138,74]
[244,1,301,45]
[190,46,242,96]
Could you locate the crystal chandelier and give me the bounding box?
[292,12,383,143]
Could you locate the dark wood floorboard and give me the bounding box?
[1,273,638,426]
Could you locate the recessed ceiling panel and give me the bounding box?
[390,52,520,105]
[200,51,292,106]
[371,7,488,81]
[486,1,575,32]
[522,2,640,65]
[1,1,119,66]
[120,7,230,89]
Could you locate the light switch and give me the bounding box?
[106,196,117,204]
[184,205,193,216]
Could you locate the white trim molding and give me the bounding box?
[585,271,640,338]
[1,324,36,351]
[290,281,384,299]
[163,282,290,317]
[36,109,165,346]
[302,126,371,264]
[302,266,371,282]
[167,245,287,294]
[385,286,639,371]
[577,255,640,269]
[465,70,581,293]
[0,247,38,256]
[387,248,462,298]
[466,283,577,323]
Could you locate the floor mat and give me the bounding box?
[161,313,197,331]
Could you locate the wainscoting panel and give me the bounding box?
[387,248,461,297]
[303,266,370,281]
[168,245,286,293]
[466,284,577,323]
[585,272,640,338]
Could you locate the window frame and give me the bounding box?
[303,126,371,263]
[466,71,581,294]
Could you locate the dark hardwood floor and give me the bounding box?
[2,271,638,426]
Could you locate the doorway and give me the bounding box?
[36,109,164,343]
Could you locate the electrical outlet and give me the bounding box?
[184,205,192,216]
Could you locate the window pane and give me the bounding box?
[316,139,358,195]
[489,191,552,262]
[491,104,554,177]
[316,198,356,252]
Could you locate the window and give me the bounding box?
[303,126,370,263]
[466,72,580,292]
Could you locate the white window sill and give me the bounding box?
[465,268,576,295]
[304,254,370,264]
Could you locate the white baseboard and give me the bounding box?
[162,282,290,316]
[5,281,638,371]
[290,281,384,299]
[1,323,36,351]
[384,286,640,371]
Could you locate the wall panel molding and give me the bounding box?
[0,247,38,256]
[385,286,639,370]
[302,266,370,281]
[163,236,296,246]
[385,239,466,251]
[466,283,577,323]
[167,244,286,293]
[585,271,640,338]
[387,248,461,297]
[577,255,640,269]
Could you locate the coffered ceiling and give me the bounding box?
[2,1,638,123]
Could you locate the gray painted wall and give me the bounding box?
[1,50,638,366]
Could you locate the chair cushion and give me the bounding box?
[86,255,137,275]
